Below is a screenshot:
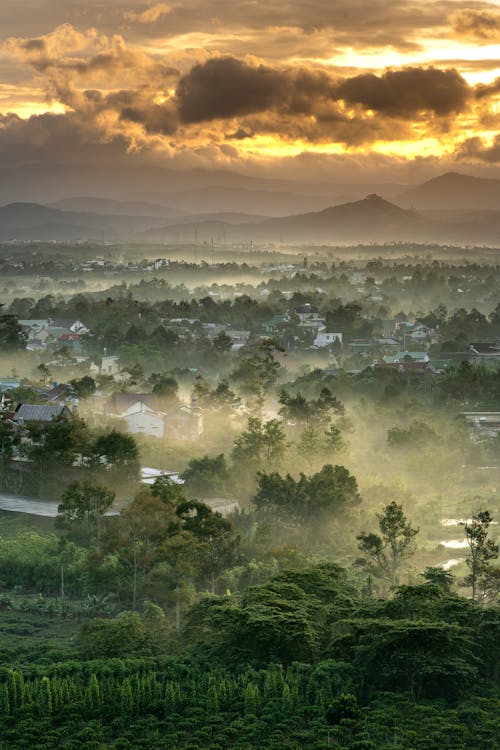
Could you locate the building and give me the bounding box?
[13,403,73,425]
[140,467,183,485]
[313,332,342,348]
[124,409,167,438]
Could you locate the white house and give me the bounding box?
[313,332,343,348]
[124,409,166,438]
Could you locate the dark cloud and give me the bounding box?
[0,111,131,166]
[177,57,289,123]
[450,8,500,42]
[456,135,500,163]
[475,77,500,99]
[336,67,471,116]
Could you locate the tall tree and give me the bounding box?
[357,501,419,588]
[57,478,115,544]
[232,417,287,471]
[463,510,499,602]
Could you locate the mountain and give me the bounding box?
[143,195,434,244]
[0,202,175,241]
[49,197,184,219]
[398,172,500,210]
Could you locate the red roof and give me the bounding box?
[58,333,81,341]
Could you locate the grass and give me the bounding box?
[0,510,55,538]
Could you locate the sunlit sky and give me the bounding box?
[0,0,499,182]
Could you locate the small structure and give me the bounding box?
[0,377,21,393]
[469,343,500,364]
[462,412,500,439]
[140,467,184,485]
[313,332,342,348]
[202,497,240,516]
[13,403,73,425]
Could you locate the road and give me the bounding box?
[0,493,119,518]
[0,493,59,517]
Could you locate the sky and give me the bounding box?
[0,0,500,183]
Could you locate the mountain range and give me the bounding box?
[0,172,499,245]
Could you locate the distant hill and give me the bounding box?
[0,202,176,241]
[49,197,184,219]
[398,172,500,210]
[145,195,435,244]
[3,194,500,245]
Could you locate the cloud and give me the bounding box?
[456,135,500,163]
[450,8,500,42]
[125,3,172,24]
[335,67,471,116]
[176,57,473,124]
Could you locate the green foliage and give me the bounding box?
[181,453,229,496]
[78,612,148,658]
[232,417,287,471]
[357,502,419,588]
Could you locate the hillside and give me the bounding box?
[398,172,500,210]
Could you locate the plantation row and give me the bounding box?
[0,660,498,749]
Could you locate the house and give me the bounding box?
[382,351,430,364]
[313,332,342,348]
[124,409,166,438]
[107,392,158,416]
[13,403,73,425]
[51,319,89,335]
[57,332,83,354]
[263,314,290,334]
[45,383,75,404]
[409,324,435,340]
[18,319,50,332]
[293,304,322,323]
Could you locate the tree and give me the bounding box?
[0,308,26,350]
[176,500,240,593]
[70,375,96,399]
[462,510,499,602]
[357,502,419,588]
[149,373,178,402]
[0,413,19,463]
[37,363,51,385]
[232,417,287,471]
[181,454,229,496]
[254,464,360,533]
[102,489,180,608]
[279,388,344,427]
[213,331,233,351]
[90,429,140,480]
[28,414,90,469]
[57,478,115,544]
[230,340,282,412]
